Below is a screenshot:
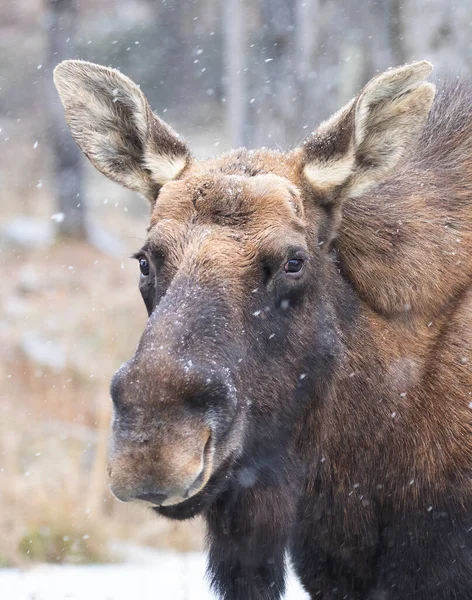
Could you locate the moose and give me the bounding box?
[54,60,472,599]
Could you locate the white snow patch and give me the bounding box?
[0,550,309,600]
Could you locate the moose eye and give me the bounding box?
[139,257,150,277]
[284,258,304,275]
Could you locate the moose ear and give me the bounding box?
[53,60,190,203]
[302,61,435,203]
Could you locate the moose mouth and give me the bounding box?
[154,451,235,521]
[138,432,215,514]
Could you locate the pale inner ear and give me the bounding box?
[302,98,356,196]
[144,154,187,186]
[303,61,435,200]
[303,152,355,194]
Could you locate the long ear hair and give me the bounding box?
[301,61,435,240]
[54,60,191,204]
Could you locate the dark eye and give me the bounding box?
[284,258,304,275]
[139,257,150,276]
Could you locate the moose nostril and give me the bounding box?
[135,492,168,506]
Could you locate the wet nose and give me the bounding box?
[135,492,168,505]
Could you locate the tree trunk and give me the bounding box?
[294,0,319,128]
[253,0,298,148]
[46,0,86,240]
[388,0,407,65]
[223,0,247,147]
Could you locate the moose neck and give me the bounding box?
[302,217,467,495]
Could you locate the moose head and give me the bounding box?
[54,60,434,519]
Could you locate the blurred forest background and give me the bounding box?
[1,0,472,568]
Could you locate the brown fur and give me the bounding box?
[55,60,471,599]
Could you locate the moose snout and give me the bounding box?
[108,349,233,507]
[108,424,214,507]
[109,444,210,506]
[109,456,206,506]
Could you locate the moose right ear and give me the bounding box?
[54,60,191,203]
[302,61,435,202]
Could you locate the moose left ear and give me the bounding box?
[302,61,435,203]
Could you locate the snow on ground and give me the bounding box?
[0,548,310,600]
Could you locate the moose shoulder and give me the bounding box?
[54,60,472,599]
